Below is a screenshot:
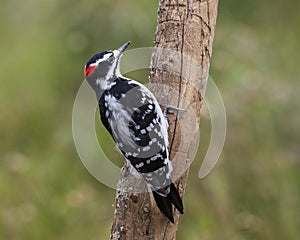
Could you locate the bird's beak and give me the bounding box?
[114,41,131,58]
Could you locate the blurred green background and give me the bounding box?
[1,0,299,239]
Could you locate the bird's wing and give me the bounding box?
[99,79,172,192]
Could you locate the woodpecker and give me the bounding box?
[84,41,183,223]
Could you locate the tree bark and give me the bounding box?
[110,0,218,239]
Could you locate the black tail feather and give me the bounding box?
[167,183,184,214]
[152,183,184,223]
[152,191,174,223]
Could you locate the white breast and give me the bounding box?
[104,94,136,147]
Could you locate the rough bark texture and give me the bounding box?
[110,0,218,239]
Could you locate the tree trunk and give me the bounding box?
[110,0,218,239]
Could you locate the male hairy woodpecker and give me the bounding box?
[83,41,183,223]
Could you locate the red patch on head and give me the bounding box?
[84,65,96,77]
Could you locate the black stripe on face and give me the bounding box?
[86,51,112,68]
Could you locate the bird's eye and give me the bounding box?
[108,54,115,63]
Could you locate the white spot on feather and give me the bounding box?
[140,129,146,134]
[135,162,144,168]
[143,146,150,152]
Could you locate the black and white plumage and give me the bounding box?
[84,42,183,223]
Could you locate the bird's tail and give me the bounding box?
[152,183,184,223]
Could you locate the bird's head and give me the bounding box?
[84,41,130,88]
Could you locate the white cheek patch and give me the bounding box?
[105,60,118,80]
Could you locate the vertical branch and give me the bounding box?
[110,0,218,239]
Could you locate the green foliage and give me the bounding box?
[1,0,299,239]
